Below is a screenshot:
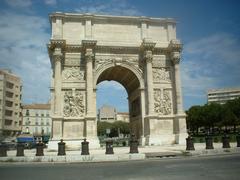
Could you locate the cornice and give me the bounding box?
[57,43,171,55]
[49,12,176,24]
[168,39,182,52]
[82,39,97,49]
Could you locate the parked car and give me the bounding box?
[17,134,36,149]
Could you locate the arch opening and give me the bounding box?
[96,65,143,139]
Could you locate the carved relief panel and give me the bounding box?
[63,90,85,117]
[62,67,85,81]
[154,89,172,115]
[153,68,171,82]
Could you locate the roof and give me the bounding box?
[22,104,50,110]
[208,87,240,94]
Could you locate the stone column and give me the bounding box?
[53,47,63,116]
[145,50,155,116]
[85,48,94,117]
[171,52,184,114]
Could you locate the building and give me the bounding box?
[48,12,187,149]
[0,69,22,138]
[207,88,240,104]
[116,112,129,123]
[98,105,117,122]
[21,104,51,137]
[98,105,129,123]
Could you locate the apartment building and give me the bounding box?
[21,104,51,137]
[0,69,22,137]
[207,87,240,104]
[98,105,129,123]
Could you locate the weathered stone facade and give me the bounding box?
[47,12,187,149]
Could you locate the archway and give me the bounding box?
[95,65,143,139]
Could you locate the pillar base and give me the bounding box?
[175,133,188,145]
[139,136,146,146]
[47,138,100,151]
[145,134,175,146]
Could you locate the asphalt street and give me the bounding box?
[0,154,240,180]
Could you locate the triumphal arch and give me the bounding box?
[47,12,187,149]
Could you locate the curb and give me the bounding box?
[0,153,145,163]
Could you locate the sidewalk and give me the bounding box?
[0,143,239,163]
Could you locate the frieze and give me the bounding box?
[62,67,84,81]
[65,59,81,66]
[95,55,139,70]
[154,89,172,115]
[63,90,85,117]
[153,68,170,82]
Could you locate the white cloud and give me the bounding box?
[0,11,51,104]
[44,0,57,6]
[181,33,240,108]
[5,0,32,8]
[74,0,141,16]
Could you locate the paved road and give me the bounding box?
[0,154,240,180]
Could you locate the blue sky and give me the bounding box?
[0,0,240,112]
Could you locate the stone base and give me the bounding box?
[175,133,188,145]
[139,136,146,146]
[47,138,100,151]
[145,134,176,146]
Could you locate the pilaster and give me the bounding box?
[82,40,97,117]
[141,38,156,116]
[169,39,183,114]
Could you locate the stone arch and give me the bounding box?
[94,61,144,91]
[94,62,145,139]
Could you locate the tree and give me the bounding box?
[186,106,204,134]
[202,103,222,132]
[97,121,130,137]
[97,121,113,137]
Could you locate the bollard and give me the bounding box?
[16,143,24,156]
[81,138,89,155]
[58,139,66,156]
[222,134,230,148]
[129,134,139,154]
[0,144,7,157]
[186,135,195,151]
[236,133,240,147]
[205,135,214,149]
[105,140,114,154]
[36,141,44,156]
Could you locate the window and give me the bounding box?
[5,119,12,125]
[41,114,44,117]
[5,100,13,107]
[5,110,13,116]
[6,82,14,89]
[5,91,13,98]
[26,109,29,116]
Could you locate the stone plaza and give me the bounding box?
[47,12,187,150]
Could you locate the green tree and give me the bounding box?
[97,121,130,137]
[202,103,222,132]
[186,106,204,134]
